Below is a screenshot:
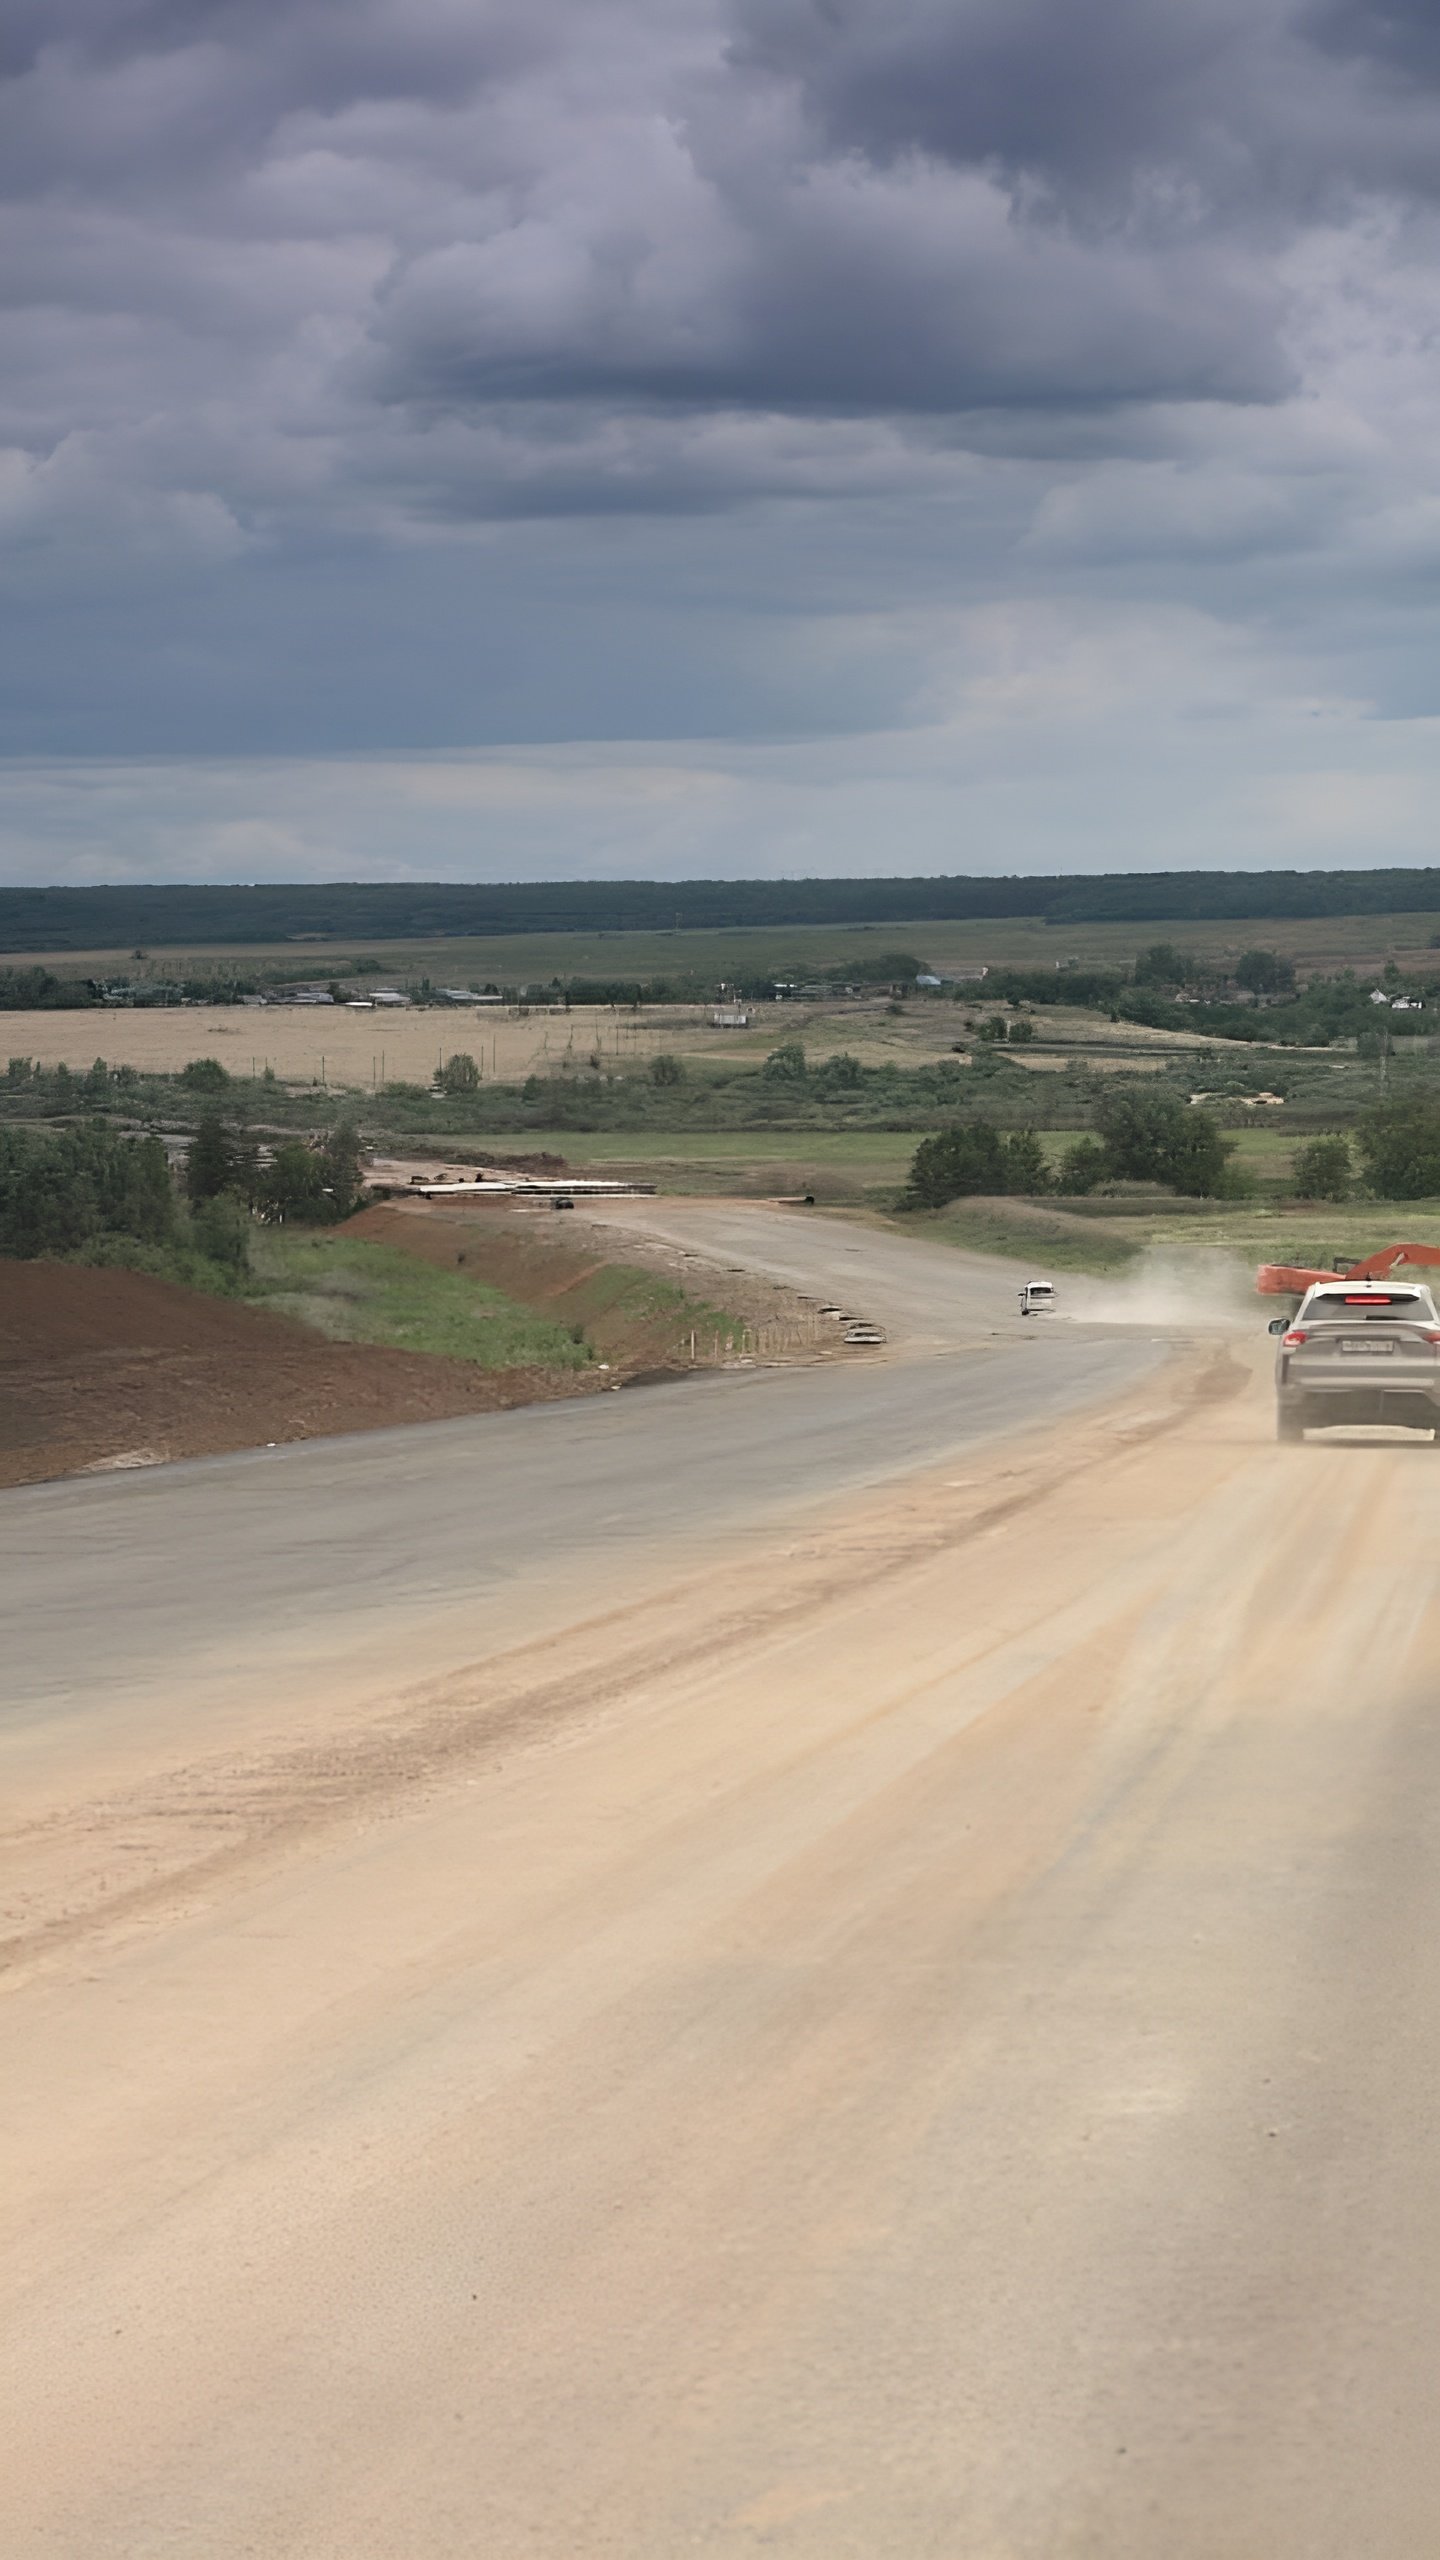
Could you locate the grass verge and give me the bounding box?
[896,1192,1440,1280]
[247,1231,592,1369]
[897,1198,1144,1274]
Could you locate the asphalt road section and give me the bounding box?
[1,1209,1152,1751]
[8,1214,1440,2554]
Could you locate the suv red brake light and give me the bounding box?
[1283,1328,1307,1346]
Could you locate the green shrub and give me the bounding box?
[899,1121,1050,1209]
[1356,1098,1440,1199]
[1292,1135,1353,1202]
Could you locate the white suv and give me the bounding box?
[1271,1279,1440,1442]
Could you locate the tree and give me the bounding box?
[185,1112,237,1203]
[179,1057,230,1092]
[1235,948,1296,996]
[649,1052,684,1086]
[190,1192,251,1280]
[1058,1137,1109,1194]
[320,1120,364,1219]
[1007,1016,1036,1044]
[899,1122,1005,1208]
[1093,1087,1231,1196]
[0,1121,177,1260]
[1132,943,1192,990]
[814,1051,863,1093]
[257,1142,328,1223]
[437,1051,481,1095]
[1292,1135,1353,1202]
[1001,1129,1050,1193]
[977,1015,1009,1043]
[1167,1112,1233,1198]
[1357,1097,1440,1199]
[762,1042,808,1083]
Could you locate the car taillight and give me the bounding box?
[1422,1330,1440,1344]
[1283,1328,1307,1346]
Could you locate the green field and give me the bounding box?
[476,1121,1343,1198]
[18,905,1440,988]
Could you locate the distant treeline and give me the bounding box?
[0,966,101,1009]
[6,868,1440,953]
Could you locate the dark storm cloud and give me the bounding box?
[6,0,1440,864]
[1,0,1373,482]
[1307,0,1440,85]
[728,0,1265,203]
[728,0,1440,217]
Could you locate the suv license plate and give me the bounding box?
[1341,1337,1394,1353]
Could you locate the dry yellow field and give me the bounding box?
[0,1004,684,1088]
[2,992,1230,1089]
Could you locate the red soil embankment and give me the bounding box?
[0,1261,596,1488]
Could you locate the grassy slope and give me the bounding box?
[248,1232,592,1369]
[903,1193,1440,1279]
[250,1222,757,1369]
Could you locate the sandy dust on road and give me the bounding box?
[8,1339,1440,2555]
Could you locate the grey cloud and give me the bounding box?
[727,0,1440,224]
[727,0,1266,205]
[369,182,1286,420]
[3,0,1440,823]
[1306,0,1440,84]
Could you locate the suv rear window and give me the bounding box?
[1303,1290,1432,1321]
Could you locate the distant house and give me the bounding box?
[915,973,944,990]
[711,1007,751,1028]
[371,990,410,1007]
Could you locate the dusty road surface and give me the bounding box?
[6,1216,1440,2556]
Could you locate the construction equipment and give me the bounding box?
[1257,1242,1440,1297]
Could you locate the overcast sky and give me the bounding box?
[6,0,1440,885]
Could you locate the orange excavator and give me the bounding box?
[1257,1243,1440,1296]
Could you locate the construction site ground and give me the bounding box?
[0,1261,604,1488]
[0,1202,837,1487]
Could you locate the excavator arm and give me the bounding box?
[1257,1242,1440,1295]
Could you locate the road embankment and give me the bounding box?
[0,1206,837,1485]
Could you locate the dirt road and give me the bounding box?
[5,1223,1440,2554]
